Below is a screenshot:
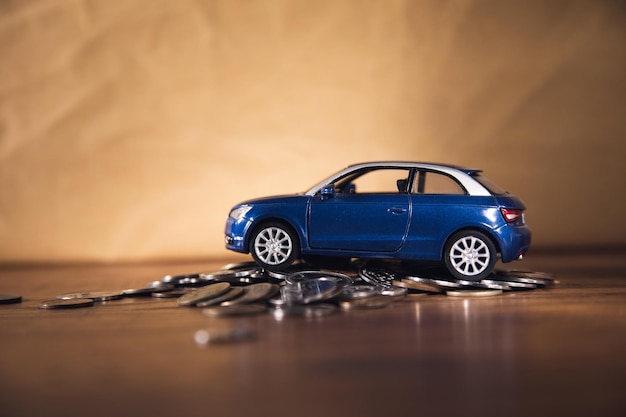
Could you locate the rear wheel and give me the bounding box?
[249,222,299,271]
[444,230,497,281]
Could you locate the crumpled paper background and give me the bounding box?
[1,0,624,263]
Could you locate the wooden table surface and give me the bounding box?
[1,251,625,417]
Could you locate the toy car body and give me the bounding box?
[224,161,531,280]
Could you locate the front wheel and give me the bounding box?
[249,222,299,271]
[444,230,497,281]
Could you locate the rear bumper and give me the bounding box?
[496,224,532,263]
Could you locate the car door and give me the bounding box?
[307,167,412,252]
[404,169,474,258]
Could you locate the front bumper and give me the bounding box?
[224,216,250,253]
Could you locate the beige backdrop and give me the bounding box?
[1,0,625,263]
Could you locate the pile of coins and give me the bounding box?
[33,260,555,315]
[2,260,555,345]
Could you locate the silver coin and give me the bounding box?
[339,284,381,300]
[281,277,344,305]
[379,286,408,298]
[475,280,512,290]
[262,262,311,280]
[482,279,536,290]
[271,303,338,320]
[503,275,554,287]
[500,269,555,279]
[177,282,231,307]
[161,273,202,286]
[195,287,245,307]
[0,294,22,304]
[177,279,206,287]
[122,284,175,297]
[200,267,262,282]
[57,291,123,301]
[455,279,496,289]
[285,270,353,286]
[339,295,395,310]
[495,270,555,287]
[446,289,503,297]
[358,267,398,288]
[39,298,95,309]
[393,278,444,293]
[202,303,268,317]
[221,283,280,306]
[221,275,268,285]
[151,288,195,298]
[264,269,289,280]
[194,327,257,345]
[429,278,464,288]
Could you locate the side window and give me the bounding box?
[340,168,411,194]
[412,171,465,195]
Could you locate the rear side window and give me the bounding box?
[472,174,508,195]
[412,171,466,195]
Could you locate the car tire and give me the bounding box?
[444,230,497,281]
[249,222,299,271]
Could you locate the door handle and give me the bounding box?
[388,207,407,215]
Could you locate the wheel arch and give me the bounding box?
[245,216,303,253]
[441,226,502,260]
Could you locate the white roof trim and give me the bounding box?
[304,162,491,197]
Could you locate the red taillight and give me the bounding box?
[501,208,523,223]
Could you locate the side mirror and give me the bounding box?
[320,184,335,200]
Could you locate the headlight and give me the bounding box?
[229,205,252,220]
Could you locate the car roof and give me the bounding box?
[305,161,490,196]
[346,161,483,175]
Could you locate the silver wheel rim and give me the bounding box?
[254,227,293,266]
[449,236,490,277]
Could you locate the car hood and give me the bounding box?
[236,193,308,206]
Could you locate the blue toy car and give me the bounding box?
[224,162,531,280]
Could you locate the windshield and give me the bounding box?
[304,166,353,195]
[472,174,508,195]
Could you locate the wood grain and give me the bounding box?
[1,252,625,417]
